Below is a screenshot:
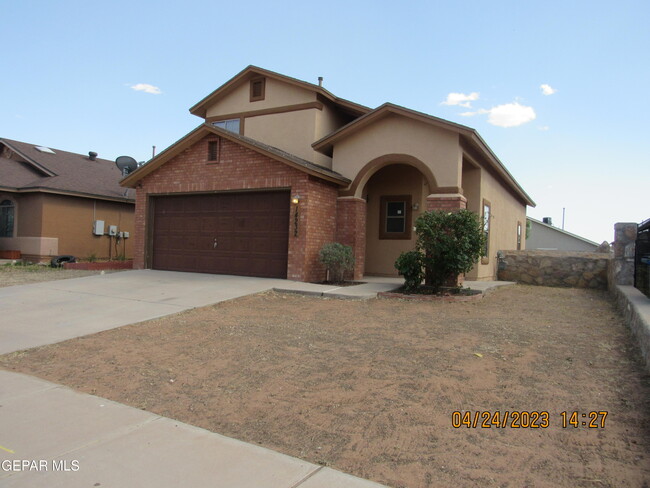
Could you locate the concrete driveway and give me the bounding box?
[0,270,389,487]
[0,270,292,355]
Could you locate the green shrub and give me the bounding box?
[414,209,485,292]
[86,253,98,263]
[319,242,355,282]
[395,250,424,292]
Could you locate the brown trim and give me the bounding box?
[430,186,463,195]
[0,185,134,204]
[205,102,324,124]
[379,195,412,240]
[189,65,369,118]
[249,77,266,102]
[481,198,491,264]
[461,140,532,208]
[121,124,350,188]
[0,140,57,177]
[339,154,437,198]
[311,102,534,207]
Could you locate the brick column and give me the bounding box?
[426,193,467,212]
[336,197,366,280]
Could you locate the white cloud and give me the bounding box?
[131,83,162,95]
[538,125,550,131]
[441,92,479,108]
[459,102,536,127]
[540,84,557,95]
[487,102,536,127]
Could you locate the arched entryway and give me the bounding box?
[361,163,431,276]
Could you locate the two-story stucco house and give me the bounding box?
[121,66,534,282]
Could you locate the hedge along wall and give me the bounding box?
[497,250,611,290]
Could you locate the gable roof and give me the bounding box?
[120,124,351,188]
[0,138,135,202]
[312,102,535,207]
[527,217,599,247]
[189,65,371,119]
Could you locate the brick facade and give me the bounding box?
[426,194,468,211]
[336,197,367,280]
[132,134,339,282]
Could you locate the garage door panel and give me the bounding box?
[152,191,289,278]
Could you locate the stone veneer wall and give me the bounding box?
[497,250,611,290]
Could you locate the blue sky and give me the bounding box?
[2,0,648,243]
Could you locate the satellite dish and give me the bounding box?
[115,156,138,176]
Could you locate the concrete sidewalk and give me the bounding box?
[0,371,385,488]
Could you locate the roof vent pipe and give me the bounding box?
[88,151,98,161]
[318,76,323,87]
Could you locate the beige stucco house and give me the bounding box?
[122,66,534,281]
[0,138,135,262]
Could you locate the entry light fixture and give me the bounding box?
[291,195,300,205]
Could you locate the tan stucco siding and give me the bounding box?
[205,78,316,119]
[244,109,332,166]
[467,169,527,280]
[364,164,425,276]
[0,192,44,238]
[40,194,134,259]
[331,115,462,189]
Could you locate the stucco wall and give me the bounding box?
[205,77,315,118]
[244,109,332,167]
[40,194,134,259]
[331,114,462,189]
[364,164,425,276]
[526,220,598,251]
[469,168,527,280]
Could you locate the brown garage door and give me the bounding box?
[151,191,290,278]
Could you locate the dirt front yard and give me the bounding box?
[0,264,121,287]
[1,285,649,487]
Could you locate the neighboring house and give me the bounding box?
[121,66,535,282]
[0,138,135,262]
[526,217,599,252]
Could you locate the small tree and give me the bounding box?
[395,210,485,293]
[394,250,424,292]
[416,210,485,292]
[319,242,355,282]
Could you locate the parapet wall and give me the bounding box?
[497,250,610,290]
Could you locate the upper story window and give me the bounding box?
[0,199,15,237]
[379,195,412,240]
[212,119,240,134]
[250,77,266,102]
